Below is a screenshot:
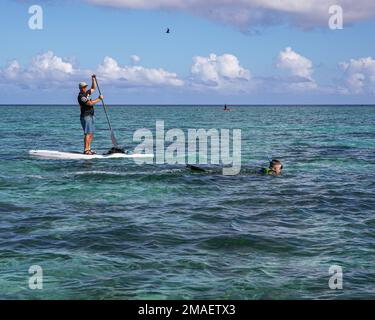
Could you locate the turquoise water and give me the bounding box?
[0,105,374,299]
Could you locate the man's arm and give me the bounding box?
[90,75,97,93]
[87,95,103,106]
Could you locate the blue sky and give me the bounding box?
[0,0,374,104]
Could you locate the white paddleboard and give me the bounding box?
[29,150,154,160]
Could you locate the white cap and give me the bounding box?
[79,82,88,89]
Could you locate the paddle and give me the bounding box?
[94,76,119,148]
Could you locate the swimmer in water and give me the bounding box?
[187,159,284,176]
[258,159,283,176]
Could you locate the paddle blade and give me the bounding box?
[110,131,119,148]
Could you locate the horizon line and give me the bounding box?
[1,104,375,107]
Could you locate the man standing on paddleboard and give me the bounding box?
[78,75,104,155]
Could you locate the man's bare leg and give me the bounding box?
[87,133,93,151]
[84,134,90,152]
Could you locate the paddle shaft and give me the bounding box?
[94,77,118,147]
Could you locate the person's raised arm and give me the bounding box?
[90,74,97,93]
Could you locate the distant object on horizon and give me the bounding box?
[166,28,170,34]
[224,104,231,112]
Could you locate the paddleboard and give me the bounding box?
[29,150,154,160]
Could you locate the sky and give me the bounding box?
[0,0,375,104]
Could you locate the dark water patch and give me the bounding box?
[71,171,137,182]
[198,234,318,256]
[190,211,233,224]
[346,131,375,138]
[0,202,31,213]
[139,173,188,183]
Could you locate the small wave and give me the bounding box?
[26,174,45,179]
[73,171,128,176]
[72,168,186,177]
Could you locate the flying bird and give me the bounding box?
[166,28,170,34]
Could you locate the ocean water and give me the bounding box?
[0,105,374,300]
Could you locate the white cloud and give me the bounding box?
[30,51,74,74]
[83,0,375,29]
[276,47,316,90]
[2,60,21,80]
[191,53,251,91]
[277,47,313,79]
[97,56,184,87]
[0,51,79,88]
[0,52,183,89]
[130,55,141,64]
[0,51,251,93]
[4,50,375,97]
[339,57,375,94]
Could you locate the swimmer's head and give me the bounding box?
[269,159,283,175]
